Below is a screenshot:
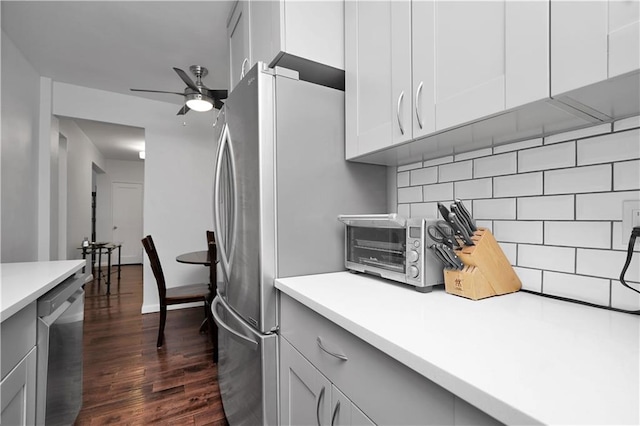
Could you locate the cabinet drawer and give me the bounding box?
[280,293,455,425]
[1,302,37,380]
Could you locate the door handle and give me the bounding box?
[316,386,325,426]
[331,400,341,426]
[415,81,424,130]
[240,58,249,80]
[396,91,405,135]
[214,124,231,283]
[211,296,259,350]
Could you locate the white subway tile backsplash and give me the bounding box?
[473,198,516,220]
[439,161,472,182]
[397,203,411,218]
[398,186,423,203]
[544,221,611,249]
[543,271,611,306]
[577,128,640,165]
[517,195,574,220]
[499,242,517,265]
[494,172,543,197]
[398,161,423,172]
[518,142,576,173]
[474,152,517,178]
[493,137,543,154]
[544,164,612,194]
[410,167,438,186]
[544,123,611,145]
[423,183,453,202]
[513,267,542,292]
[611,280,640,311]
[423,156,454,167]
[518,244,575,273]
[475,220,493,231]
[494,221,543,244]
[397,171,410,187]
[455,148,492,162]
[614,160,640,190]
[576,190,640,220]
[410,202,437,219]
[577,248,640,282]
[454,178,492,200]
[614,116,640,132]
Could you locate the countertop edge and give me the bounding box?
[1,260,86,322]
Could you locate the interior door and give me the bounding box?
[112,182,143,264]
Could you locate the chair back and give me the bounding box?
[208,241,217,293]
[206,230,216,245]
[141,235,166,301]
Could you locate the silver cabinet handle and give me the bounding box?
[317,337,348,361]
[415,81,424,130]
[396,91,405,135]
[240,58,249,80]
[331,400,341,426]
[316,386,325,426]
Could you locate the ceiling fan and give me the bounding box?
[130,65,228,115]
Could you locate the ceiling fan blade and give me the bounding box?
[177,105,190,115]
[173,67,201,93]
[130,88,184,96]
[203,88,228,100]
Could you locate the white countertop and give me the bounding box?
[275,272,640,425]
[1,260,86,321]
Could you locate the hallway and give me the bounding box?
[74,265,227,425]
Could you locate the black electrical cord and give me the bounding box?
[522,226,640,315]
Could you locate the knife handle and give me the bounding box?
[455,199,477,232]
[449,212,475,246]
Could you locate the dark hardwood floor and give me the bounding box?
[75,265,227,425]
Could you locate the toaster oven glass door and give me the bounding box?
[346,226,406,273]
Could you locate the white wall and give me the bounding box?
[1,30,40,262]
[53,83,217,313]
[58,117,106,260]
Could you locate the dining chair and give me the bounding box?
[141,235,213,348]
[206,230,215,245]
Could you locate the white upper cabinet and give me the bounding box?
[228,0,344,91]
[227,1,251,91]
[551,0,640,96]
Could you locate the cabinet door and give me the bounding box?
[550,0,608,95]
[0,348,36,426]
[330,385,376,426]
[228,0,252,90]
[435,1,506,130]
[412,1,436,138]
[607,0,640,78]
[280,338,331,425]
[345,1,411,159]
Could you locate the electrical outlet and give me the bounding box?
[622,200,640,245]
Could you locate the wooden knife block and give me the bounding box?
[444,228,521,300]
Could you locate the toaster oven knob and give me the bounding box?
[408,250,420,263]
[408,265,420,278]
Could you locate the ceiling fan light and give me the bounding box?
[185,93,213,112]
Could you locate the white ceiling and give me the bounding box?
[1,0,234,161]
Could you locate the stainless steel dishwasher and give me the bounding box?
[36,272,87,426]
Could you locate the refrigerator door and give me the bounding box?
[214,63,278,333]
[212,295,277,426]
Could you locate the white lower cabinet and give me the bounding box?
[280,337,374,426]
[279,292,502,426]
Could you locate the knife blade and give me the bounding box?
[439,243,464,270]
[454,198,477,232]
[448,212,475,246]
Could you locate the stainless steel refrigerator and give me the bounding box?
[211,63,387,425]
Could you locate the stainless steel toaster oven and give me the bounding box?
[337,214,444,292]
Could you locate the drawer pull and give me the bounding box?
[331,400,341,426]
[316,386,325,426]
[317,337,348,361]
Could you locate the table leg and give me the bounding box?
[107,248,112,295]
[81,248,87,273]
[97,249,102,287]
[117,244,122,281]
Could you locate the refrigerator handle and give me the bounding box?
[212,296,259,350]
[226,126,239,275]
[213,124,233,282]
